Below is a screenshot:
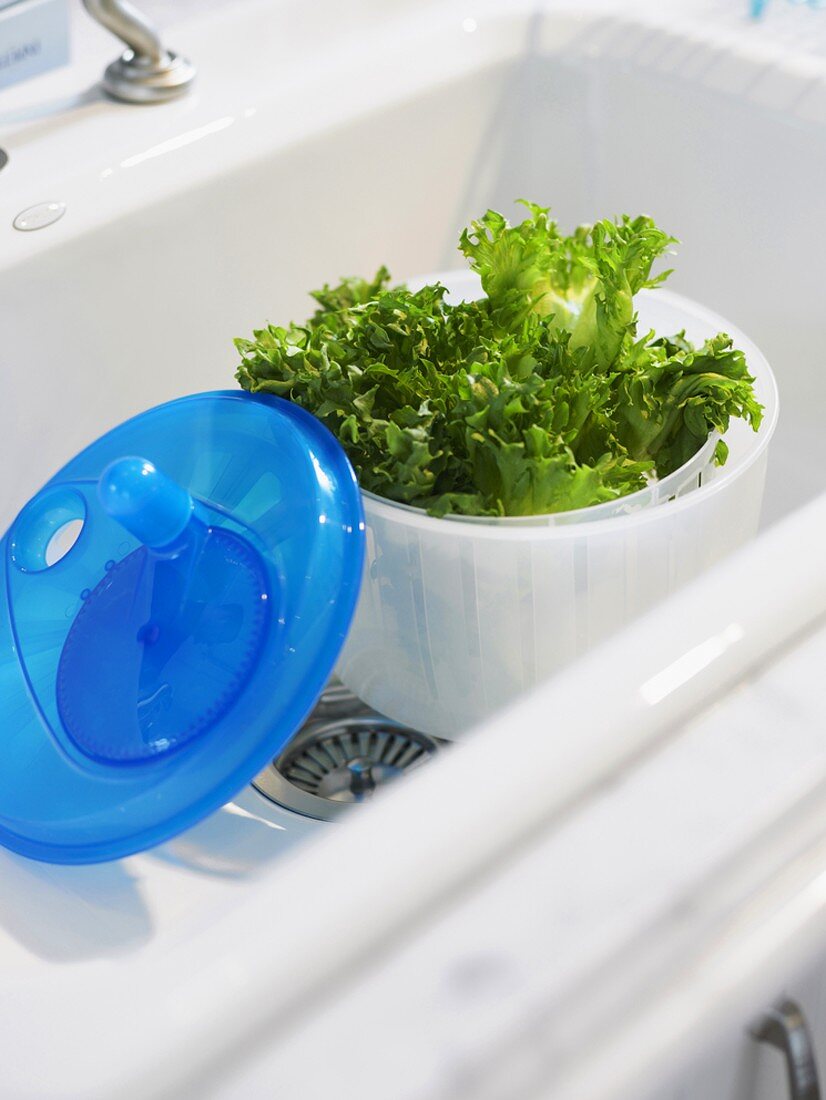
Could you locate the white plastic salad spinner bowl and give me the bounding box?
[336,272,779,738]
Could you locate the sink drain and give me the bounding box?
[254,715,441,821]
[0,149,7,174]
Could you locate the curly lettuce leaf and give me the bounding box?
[614,331,763,477]
[459,201,675,370]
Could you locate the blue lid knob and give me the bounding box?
[98,457,194,550]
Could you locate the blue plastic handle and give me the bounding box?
[99,456,194,550]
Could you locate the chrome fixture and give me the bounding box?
[254,715,442,821]
[254,681,443,821]
[82,0,195,104]
[752,999,821,1100]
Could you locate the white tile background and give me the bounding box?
[139,0,826,59]
[141,0,229,19]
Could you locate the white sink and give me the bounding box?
[2,1,826,1098]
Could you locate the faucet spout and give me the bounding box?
[82,0,195,104]
[82,0,164,65]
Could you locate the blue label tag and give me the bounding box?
[0,0,69,91]
[752,0,826,14]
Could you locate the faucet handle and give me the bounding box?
[82,0,195,104]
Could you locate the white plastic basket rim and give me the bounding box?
[359,279,778,540]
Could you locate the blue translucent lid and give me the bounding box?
[0,392,365,864]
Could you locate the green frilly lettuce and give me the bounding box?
[235,203,762,517]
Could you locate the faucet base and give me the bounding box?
[101,49,195,105]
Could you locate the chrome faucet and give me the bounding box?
[82,0,195,104]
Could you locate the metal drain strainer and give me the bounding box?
[253,714,441,821]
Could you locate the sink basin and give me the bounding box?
[1,0,826,1097]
